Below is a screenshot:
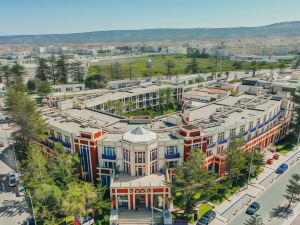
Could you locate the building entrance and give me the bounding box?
[135,194,146,208]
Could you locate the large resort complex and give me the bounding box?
[36,77,294,223]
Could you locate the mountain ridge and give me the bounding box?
[1,21,300,44]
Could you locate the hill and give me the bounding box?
[1,21,300,44]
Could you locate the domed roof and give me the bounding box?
[123,127,157,143]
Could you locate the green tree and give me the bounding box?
[48,143,80,189]
[233,61,242,70]
[129,62,134,80]
[225,138,246,185]
[158,88,166,110]
[113,62,121,80]
[10,60,26,77]
[85,73,107,89]
[56,55,69,83]
[5,81,48,149]
[127,100,136,111]
[24,142,52,188]
[244,214,264,225]
[37,81,52,96]
[165,87,173,105]
[49,53,58,84]
[195,75,204,87]
[62,183,88,222]
[167,149,217,213]
[279,60,287,74]
[71,61,85,83]
[0,65,11,86]
[27,80,36,93]
[185,58,199,74]
[114,101,123,114]
[284,173,300,209]
[36,58,50,81]
[164,60,175,78]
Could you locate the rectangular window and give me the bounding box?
[240,125,245,134]
[123,162,130,174]
[104,161,115,169]
[207,137,211,145]
[230,128,236,137]
[249,122,254,130]
[218,132,225,141]
[103,146,115,156]
[166,146,178,155]
[57,133,62,140]
[150,149,157,161]
[193,143,202,150]
[123,149,130,162]
[135,152,145,164]
[206,149,212,157]
[257,118,261,126]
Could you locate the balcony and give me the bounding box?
[165,153,180,159]
[102,154,116,160]
[62,142,71,148]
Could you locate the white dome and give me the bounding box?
[123,127,157,143]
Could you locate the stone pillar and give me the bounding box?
[133,193,136,210]
[115,193,118,210]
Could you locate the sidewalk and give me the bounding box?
[211,148,300,224]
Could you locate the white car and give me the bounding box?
[17,184,25,196]
[8,171,17,187]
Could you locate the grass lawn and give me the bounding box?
[122,104,179,118]
[88,54,280,80]
[198,203,213,217]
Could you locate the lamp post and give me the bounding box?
[28,191,37,225]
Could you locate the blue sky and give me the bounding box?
[1,0,300,35]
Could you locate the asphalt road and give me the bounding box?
[228,158,300,225]
[0,112,30,225]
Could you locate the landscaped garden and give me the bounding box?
[275,134,297,154]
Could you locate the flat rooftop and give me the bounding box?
[111,173,167,188]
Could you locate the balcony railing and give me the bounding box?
[102,154,116,160]
[62,142,71,148]
[165,153,180,159]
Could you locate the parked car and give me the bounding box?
[276,163,288,174]
[197,210,216,225]
[17,184,25,196]
[246,202,260,215]
[0,141,4,147]
[8,171,17,187]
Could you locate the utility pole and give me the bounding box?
[28,191,37,225]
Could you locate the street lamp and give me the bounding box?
[28,191,37,225]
